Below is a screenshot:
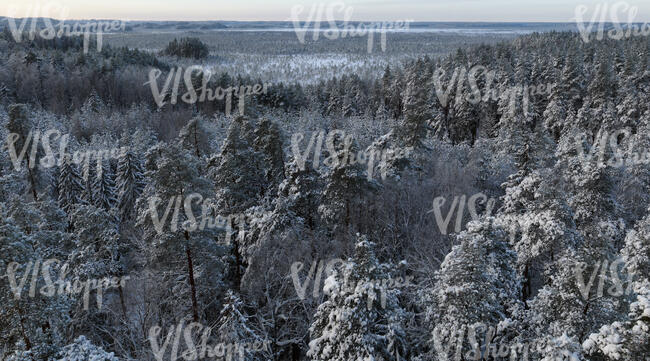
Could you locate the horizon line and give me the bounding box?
[2,17,643,24]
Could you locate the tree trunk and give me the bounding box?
[291,343,300,361]
[184,232,199,322]
[15,303,32,350]
[523,263,531,304]
[233,235,242,292]
[345,199,350,228]
[579,301,591,340]
[118,284,128,320]
[193,124,200,158]
[27,164,38,202]
[443,106,450,143]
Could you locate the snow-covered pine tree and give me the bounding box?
[564,156,624,259]
[525,129,624,356]
[6,104,40,200]
[210,116,265,215]
[560,48,586,112]
[81,90,107,115]
[398,59,432,148]
[325,79,342,117]
[318,133,379,233]
[498,167,579,301]
[54,336,119,361]
[588,50,616,109]
[543,84,569,142]
[526,56,547,126]
[178,116,214,159]
[0,201,72,360]
[616,119,650,222]
[308,237,407,361]
[214,291,267,361]
[496,84,531,151]
[49,164,61,201]
[382,65,405,119]
[341,89,356,117]
[523,160,622,358]
[253,118,285,198]
[450,80,479,145]
[615,72,641,131]
[277,157,322,229]
[494,63,515,122]
[136,141,226,323]
[69,204,126,317]
[583,208,650,360]
[424,218,522,361]
[622,210,650,286]
[429,58,456,142]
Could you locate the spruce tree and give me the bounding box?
[398,59,432,148]
[116,150,145,222]
[57,155,84,216]
[92,160,117,213]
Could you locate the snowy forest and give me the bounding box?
[0,12,649,361]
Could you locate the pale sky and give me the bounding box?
[2,0,649,22]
